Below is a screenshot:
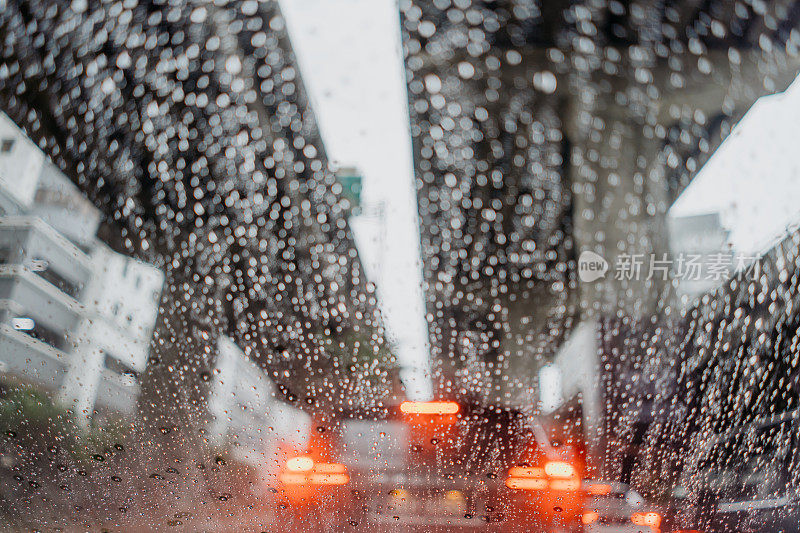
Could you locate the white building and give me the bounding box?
[0,112,164,425]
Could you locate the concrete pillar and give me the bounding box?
[137,236,230,461]
[205,336,240,444]
[562,57,673,475]
[567,97,672,321]
[552,321,603,473]
[56,319,104,428]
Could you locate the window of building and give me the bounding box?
[35,265,82,299]
[0,246,12,264]
[13,316,67,351]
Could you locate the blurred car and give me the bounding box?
[502,428,587,532]
[333,400,565,530]
[269,418,358,531]
[580,481,662,533]
[353,400,516,529]
[338,415,483,529]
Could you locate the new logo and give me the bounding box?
[578,250,608,283]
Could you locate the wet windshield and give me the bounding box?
[1,0,800,532]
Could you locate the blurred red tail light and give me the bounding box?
[631,511,662,528]
[506,460,580,491]
[313,462,346,474]
[586,482,612,495]
[549,478,580,491]
[505,477,548,490]
[280,457,350,486]
[307,472,349,485]
[400,400,460,415]
[582,511,599,525]
[285,456,314,472]
[508,466,544,477]
[544,460,575,479]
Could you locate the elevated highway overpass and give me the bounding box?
[401,0,800,475]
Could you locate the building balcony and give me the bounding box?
[0,217,93,300]
[0,323,67,390]
[0,265,83,341]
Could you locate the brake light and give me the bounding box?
[587,482,612,495]
[631,511,662,528]
[506,460,580,491]
[544,460,575,478]
[307,472,349,485]
[313,462,346,474]
[278,472,307,485]
[505,477,547,490]
[549,479,580,491]
[400,400,460,415]
[286,456,314,472]
[390,489,410,500]
[508,466,545,478]
[582,511,599,525]
[280,459,350,486]
[506,464,545,490]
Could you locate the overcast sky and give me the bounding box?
[280,0,432,399]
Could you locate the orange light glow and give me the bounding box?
[549,479,581,491]
[631,512,662,528]
[400,400,460,415]
[308,473,350,485]
[544,460,575,479]
[313,462,347,474]
[582,511,600,525]
[390,489,410,500]
[280,460,349,486]
[505,477,548,490]
[587,482,612,495]
[507,466,545,478]
[279,472,307,485]
[286,456,314,472]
